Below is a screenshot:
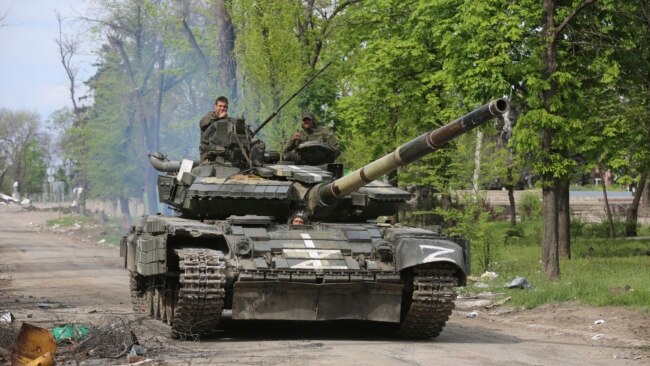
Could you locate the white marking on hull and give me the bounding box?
[419,245,456,263]
[299,233,321,268]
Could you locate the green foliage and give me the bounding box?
[23,139,47,194]
[0,109,47,195]
[80,47,144,199]
[470,220,650,311]
[518,192,542,220]
[47,215,96,228]
[572,219,628,239]
[435,195,500,272]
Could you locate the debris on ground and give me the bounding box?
[53,324,90,343]
[466,311,479,318]
[37,302,62,309]
[594,319,605,325]
[456,291,512,310]
[485,296,512,309]
[504,276,532,289]
[11,323,56,366]
[613,352,643,360]
[591,334,603,340]
[0,193,19,204]
[0,312,14,324]
[126,345,148,363]
[467,271,499,283]
[480,271,498,281]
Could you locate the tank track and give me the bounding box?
[171,248,226,340]
[129,271,150,314]
[398,264,459,339]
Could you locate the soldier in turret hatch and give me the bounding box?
[199,96,229,162]
[199,96,265,167]
[283,111,340,165]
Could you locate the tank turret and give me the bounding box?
[150,99,508,221]
[121,99,509,341]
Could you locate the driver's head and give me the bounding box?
[301,111,315,131]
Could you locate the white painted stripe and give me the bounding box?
[300,233,315,248]
[300,233,320,266]
[290,260,348,270]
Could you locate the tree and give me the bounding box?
[0,110,47,196]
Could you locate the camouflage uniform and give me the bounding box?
[284,126,339,153]
[199,111,227,161]
[283,125,340,164]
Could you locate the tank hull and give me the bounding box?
[121,215,467,339]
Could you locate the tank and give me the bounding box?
[120,99,509,340]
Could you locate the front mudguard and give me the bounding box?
[395,237,468,286]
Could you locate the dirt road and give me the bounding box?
[0,204,647,365]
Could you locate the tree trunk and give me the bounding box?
[472,130,483,195]
[506,166,516,226]
[600,168,615,238]
[215,0,237,99]
[540,0,560,279]
[625,172,646,237]
[538,0,596,279]
[542,179,560,278]
[119,196,133,230]
[558,177,571,259]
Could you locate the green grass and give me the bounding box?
[467,220,650,312]
[46,215,96,227]
[47,215,125,246]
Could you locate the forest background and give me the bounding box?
[1,0,650,281]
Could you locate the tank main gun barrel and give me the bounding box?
[313,99,509,208]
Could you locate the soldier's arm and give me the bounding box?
[284,139,298,152]
[199,112,216,132]
[326,131,341,157]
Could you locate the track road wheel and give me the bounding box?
[398,264,459,339]
[170,248,226,340]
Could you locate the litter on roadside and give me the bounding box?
[11,323,56,366]
[480,271,498,281]
[504,276,532,289]
[466,311,479,318]
[591,334,603,340]
[52,323,90,343]
[594,319,605,325]
[0,311,14,324]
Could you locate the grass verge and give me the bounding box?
[467,220,650,312]
[46,215,125,246]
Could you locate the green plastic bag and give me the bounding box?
[52,324,90,342]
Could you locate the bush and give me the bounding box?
[518,192,541,220]
[578,220,627,238]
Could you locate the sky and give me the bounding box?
[0,0,95,122]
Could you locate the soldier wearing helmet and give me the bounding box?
[283,111,340,165]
